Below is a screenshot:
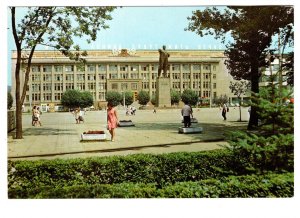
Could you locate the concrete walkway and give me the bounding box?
[7,107,249,160]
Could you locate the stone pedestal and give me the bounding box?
[156,77,171,107]
[178,127,203,134]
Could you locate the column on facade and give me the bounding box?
[84,64,88,91]
[209,64,213,107]
[149,63,153,98]
[190,64,194,92]
[62,65,66,93]
[180,64,183,93]
[199,63,202,98]
[40,65,44,105]
[51,65,55,103]
[95,63,99,103]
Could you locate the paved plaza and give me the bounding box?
[7,107,249,160]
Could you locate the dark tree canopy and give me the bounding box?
[137,90,150,106]
[123,91,134,106]
[106,91,122,107]
[181,89,198,106]
[171,89,181,105]
[7,92,13,110]
[187,6,293,129]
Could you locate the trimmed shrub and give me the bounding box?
[8,172,293,198]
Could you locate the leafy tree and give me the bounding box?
[137,90,150,106]
[213,94,228,106]
[61,90,82,109]
[7,92,13,110]
[187,6,294,130]
[10,6,116,138]
[80,91,94,108]
[283,52,294,86]
[229,80,250,121]
[150,95,157,106]
[123,91,134,106]
[105,91,122,107]
[225,74,294,173]
[170,89,180,105]
[181,89,198,106]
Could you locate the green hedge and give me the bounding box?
[8,150,237,190]
[8,172,293,198]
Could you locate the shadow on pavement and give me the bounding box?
[23,127,77,136]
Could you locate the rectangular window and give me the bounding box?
[66,74,74,81]
[77,74,85,81]
[99,92,106,101]
[120,73,129,79]
[43,83,52,91]
[55,83,63,91]
[31,75,41,82]
[99,82,106,90]
[120,65,128,72]
[131,83,138,90]
[76,83,85,90]
[32,84,41,92]
[43,74,52,82]
[88,74,96,81]
[98,64,106,72]
[112,83,118,90]
[65,65,74,72]
[171,64,180,71]
[142,82,149,89]
[65,83,74,90]
[88,83,96,90]
[109,65,118,72]
[55,93,62,101]
[43,93,52,101]
[152,82,156,89]
[32,93,41,101]
[141,73,149,80]
[99,73,106,80]
[151,64,158,71]
[152,72,158,80]
[130,65,139,71]
[213,74,216,79]
[182,64,190,72]
[109,73,118,79]
[213,66,216,71]
[203,65,210,70]
[54,65,63,72]
[55,74,63,81]
[130,73,139,79]
[43,65,52,73]
[121,83,128,90]
[213,83,216,89]
[193,64,201,71]
[87,65,95,72]
[141,64,148,71]
[32,65,41,72]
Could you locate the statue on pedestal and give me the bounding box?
[158,45,170,78]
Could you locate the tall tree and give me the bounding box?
[11,6,116,138]
[187,6,293,129]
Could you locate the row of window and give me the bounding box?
[31,80,217,92]
[31,73,217,82]
[30,64,218,73]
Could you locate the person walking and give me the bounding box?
[33,106,42,126]
[74,108,80,124]
[107,102,119,142]
[181,102,193,128]
[222,103,228,120]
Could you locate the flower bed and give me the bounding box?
[81,130,106,141]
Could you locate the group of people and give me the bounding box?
[73,108,84,124]
[126,106,136,116]
[31,106,42,127]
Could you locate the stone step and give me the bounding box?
[178,127,203,134]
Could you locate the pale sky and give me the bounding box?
[6,6,227,85]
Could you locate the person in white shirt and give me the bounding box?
[181,103,193,127]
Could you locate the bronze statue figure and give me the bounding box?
[158,45,170,78]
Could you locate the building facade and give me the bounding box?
[11,49,237,110]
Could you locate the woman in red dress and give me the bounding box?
[107,102,119,142]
